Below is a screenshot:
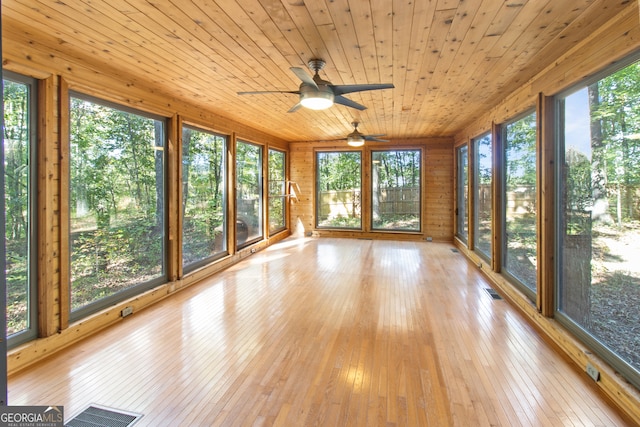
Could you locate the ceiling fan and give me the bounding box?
[341,121,389,147]
[237,59,394,112]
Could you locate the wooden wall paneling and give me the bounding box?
[289,143,314,236]
[37,75,60,337]
[57,76,70,332]
[424,142,454,241]
[537,94,555,316]
[289,139,453,241]
[167,114,180,282]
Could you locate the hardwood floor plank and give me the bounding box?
[8,238,635,426]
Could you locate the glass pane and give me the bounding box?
[504,111,537,292]
[236,141,263,246]
[559,60,640,378]
[268,149,286,234]
[371,150,421,231]
[70,96,165,312]
[457,145,469,241]
[474,133,492,258]
[182,126,226,268]
[3,78,32,336]
[316,151,362,229]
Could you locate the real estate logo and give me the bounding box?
[0,406,63,427]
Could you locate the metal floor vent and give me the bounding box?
[66,405,143,427]
[485,288,503,300]
[450,248,459,253]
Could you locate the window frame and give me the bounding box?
[456,144,469,243]
[472,131,493,262]
[554,53,640,391]
[268,147,287,236]
[370,148,422,233]
[315,149,363,230]
[181,124,229,273]
[68,91,169,322]
[4,70,38,347]
[235,139,264,249]
[500,108,538,301]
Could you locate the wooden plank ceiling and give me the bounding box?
[1,0,631,142]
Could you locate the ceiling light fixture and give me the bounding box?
[346,121,366,146]
[299,85,334,110]
[347,135,365,147]
[347,136,364,147]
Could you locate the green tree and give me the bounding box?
[591,63,640,223]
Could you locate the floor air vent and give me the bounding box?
[485,288,503,300]
[450,248,459,253]
[66,405,143,427]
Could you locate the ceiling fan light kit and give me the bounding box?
[347,136,365,147]
[344,121,386,147]
[299,85,334,110]
[238,58,393,112]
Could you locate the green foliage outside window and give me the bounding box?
[474,133,492,258]
[236,141,263,245]
[561,60,640,382]
[70,96,165,312]
[3,77,32,337]
[316,152,362,229]
[457,145,469,241]
[182,126,226,268]
[268,149,286,234]
[372,150,421,231]
[504,111,538,292]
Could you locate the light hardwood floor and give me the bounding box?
[8,238,635,426]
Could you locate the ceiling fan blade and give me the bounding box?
[332,83,394,96]
[365,136,389,142]
[287,102,303,113]
[333,95,367,111]
[290,67,319,89]
[237,90,299,95]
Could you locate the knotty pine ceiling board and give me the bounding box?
[1,0,633,142]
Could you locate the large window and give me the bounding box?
[473,133,492,259]
[3,72,37,345]
[503,110,537,296]
[371,150,421,231]
[316,151,362,229]
[70,94,166,318]
[456,145,469,242]
[236,140,263,247]
[182,126,227,271]
[268,148,286,235]
[557,58,640,389]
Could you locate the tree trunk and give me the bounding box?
[588,83,612,224]
[154,121,164,228]
[181,128,191,219]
